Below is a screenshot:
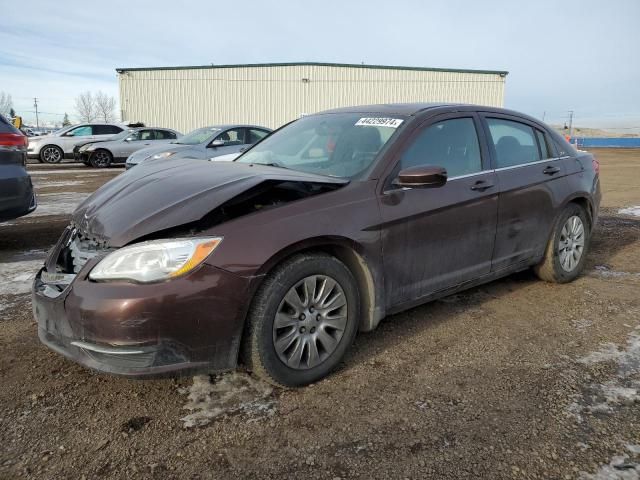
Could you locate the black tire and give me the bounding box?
[90,149,113,168]
[241,253,360,388]
[534,203,590,283]
[39,145,63,164]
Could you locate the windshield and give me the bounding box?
[237,113,404,178]
[175,127,220,145]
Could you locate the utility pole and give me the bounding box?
[542,111,546,122]
[33,97,39,128]
[567,110,574,138]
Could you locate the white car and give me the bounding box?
[27,122,143,163]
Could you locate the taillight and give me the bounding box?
[0,133,28,148]
[592,157,600,175]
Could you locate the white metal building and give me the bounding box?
[116,62,508,132]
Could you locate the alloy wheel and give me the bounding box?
[92,151,111,168]
[558,215,585,272]
[42,146,61,163]
[273,275,348,370]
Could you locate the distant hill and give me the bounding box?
[550,125,639,138]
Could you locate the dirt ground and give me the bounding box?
[1,150,640,480]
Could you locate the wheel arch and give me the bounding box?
[249,236,384,333]
[562,193,594,229]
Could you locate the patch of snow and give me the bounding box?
[618,206,640,217]
[30,192,89,217]
[180,372,275,428]
[579,455,640,479]
[0,260,43,296]
[29,169,114,175]
[592,266,640,280]
[33,180,84,188]
[570,330,640,420]
[627,445,640,455]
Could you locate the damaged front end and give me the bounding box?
[32,159,349,377]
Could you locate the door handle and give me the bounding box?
[470,180,494,192]
[543,166,560,175]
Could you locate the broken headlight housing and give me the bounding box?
[89,237,222,283]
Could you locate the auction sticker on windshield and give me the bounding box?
[355,118,404,128]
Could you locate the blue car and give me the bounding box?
[125,124,272,169]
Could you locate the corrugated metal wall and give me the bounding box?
[118,64,506,132]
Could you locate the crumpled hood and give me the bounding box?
[72,157,347,247]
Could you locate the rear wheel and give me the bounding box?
[90,149,112,168]
[534,203,590,283]
[40,145,63,164]
[242,253,360,388]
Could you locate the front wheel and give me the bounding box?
[241,253,360,388]
[90,149,113,168]
[534,203,590,283]
[40,145,63,164]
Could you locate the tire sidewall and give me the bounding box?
[549,204,590,282]
[253,256,360,387]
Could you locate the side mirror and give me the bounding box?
[392,165,447,188]
[209,139,225,148]
[124,137,134,142]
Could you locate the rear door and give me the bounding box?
[480,114,569,270]
[378,113,498,306]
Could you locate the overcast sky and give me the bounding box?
[1,0,638,130]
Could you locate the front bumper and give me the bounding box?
[32,250,254,377]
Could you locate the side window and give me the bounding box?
[248,128,269,144]
[216,128,245,146]
[155,130,176,140]
[67,125,93,137]
[486,118,541,168]
[139,130,156,141]
[93,125,123,135]
[535,129,551,159]
[400,117,482,178]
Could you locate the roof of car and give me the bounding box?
[317,103,542,122]
[199,124,272,131]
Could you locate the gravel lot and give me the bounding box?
[1,150,640,480]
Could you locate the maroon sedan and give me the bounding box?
[33,103,601,387]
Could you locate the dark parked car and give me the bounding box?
[124,124,272,169]
[0,114,36,222]
[33,103,601,387]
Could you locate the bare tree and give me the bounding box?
[0,92,13,118]
[95,91,117,122]
[74,91,96,123]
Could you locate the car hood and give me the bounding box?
[72,158,348,247]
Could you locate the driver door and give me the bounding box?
[378,114,498,307]
[208,128,247,158]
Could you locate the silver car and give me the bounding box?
[27,122,141,163]
[125,124,271,169]
[75,127,182,168]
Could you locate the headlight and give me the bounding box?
[151,151,176,160]
[89,237,222,283]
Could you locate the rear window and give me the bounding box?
[0,114,20,134]
[94,125,123,135]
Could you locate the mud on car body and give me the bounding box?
[33,103,601,387]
